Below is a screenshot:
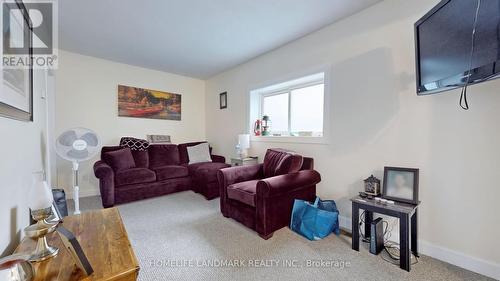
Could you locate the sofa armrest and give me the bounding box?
[217,164,263,216]
[93,161,115,208]
[217,163,263,187]
[94,161,113,178]
[211,154,226,163]
[257,170,321,198]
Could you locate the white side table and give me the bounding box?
[230,157,258,166]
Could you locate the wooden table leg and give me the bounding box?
[411,209,419,257]
[399,213,411,271]
[352,203,360,251]
[364,211,373,239]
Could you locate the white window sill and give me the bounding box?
[250,135,329,144]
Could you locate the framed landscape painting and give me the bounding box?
[0,1,33,122]
[118,85,181,120]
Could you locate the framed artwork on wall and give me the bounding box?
[220,92,227,109]
[382,166,419,205]
[118,84,181,120]
[0,1,34,122]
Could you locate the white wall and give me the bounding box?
[205,0,500,277]
[0,69,49,256]
[55,50,206,198]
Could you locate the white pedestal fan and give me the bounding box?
[55,128,100,215]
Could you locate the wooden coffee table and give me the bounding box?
[15,208,139,280]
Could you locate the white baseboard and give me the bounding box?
[66,188,100,199]
[338,215,500,280]
[339,215,352,231]
[419,240,500,280]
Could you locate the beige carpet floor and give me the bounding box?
[71,192,493,281]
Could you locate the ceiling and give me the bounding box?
[59,0,381,79]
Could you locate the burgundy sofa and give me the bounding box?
[218,149,321,239]
[94,141,230,208]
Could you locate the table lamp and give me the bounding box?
[238,134,250,158]
[24,172,59,262]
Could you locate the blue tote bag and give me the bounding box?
[290,197,340,240]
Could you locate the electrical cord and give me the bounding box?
[359,213,391,243]
[359,211,370,243]
[358,213,419,266]
[381,244,419,266]
[381,218,419,266]
[460,0,482,110]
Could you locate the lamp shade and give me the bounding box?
[28,173,53,210]
[238,134,250,149]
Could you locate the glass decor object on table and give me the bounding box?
[0,254,34,281]
[237,134,250,158]
[230,157,258,167]
[25,172,59,262]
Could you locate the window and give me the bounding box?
[262,93,289,134]
[252,72,326,138]
[290,84,324,135]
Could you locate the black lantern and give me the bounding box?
[364,175,381,196]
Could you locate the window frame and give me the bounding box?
[259,80,324,137]
[249,68,331,144]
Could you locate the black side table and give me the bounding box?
[351,196,420,272]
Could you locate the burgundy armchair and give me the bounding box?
[217,149,321,239]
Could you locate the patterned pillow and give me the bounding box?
[120,137,150,151]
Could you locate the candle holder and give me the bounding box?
[24,207,59,262]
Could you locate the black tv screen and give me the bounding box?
[415,0,500,95]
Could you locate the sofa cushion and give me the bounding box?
[118,137,150,168]
[101,146,121,159]
[227,180,259,207]
[153,165,189,181]
[178,141,213,164]
[101,146,149,168]
[148,144,180,168]
[115,168,156,186]
[103,148,136,172]
[130,150,149,168]
[263,149,303,178]
[187,143,212,164]
[189,162,231,183]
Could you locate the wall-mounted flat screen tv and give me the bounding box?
[415,0,500,95]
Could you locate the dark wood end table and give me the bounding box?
[351,196,419,272]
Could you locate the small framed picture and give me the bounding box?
[220,92,227,109]
[57,226,94,276]
[382,167,419,205]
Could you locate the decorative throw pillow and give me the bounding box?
[103,147,136,171]
[119,137,150,151]
[187,143,212,164]
[119,137,150,167]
